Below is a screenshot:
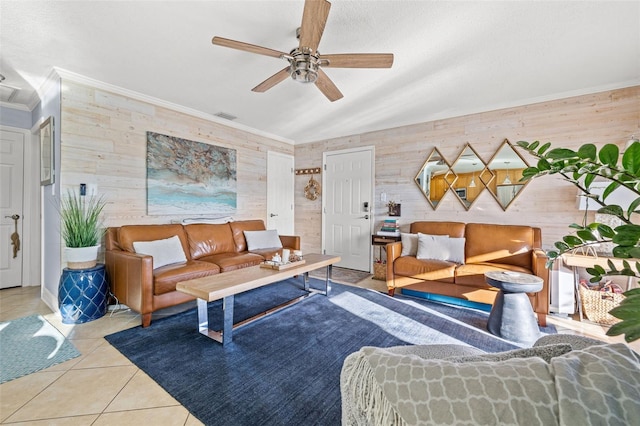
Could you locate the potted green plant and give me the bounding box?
[60,190,107,269]
[517,139,640,342]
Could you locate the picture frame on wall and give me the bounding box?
[40,116,54,186]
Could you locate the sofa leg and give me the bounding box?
[142,313,152,328]
[537,313,547,327]
[388,288,395,297]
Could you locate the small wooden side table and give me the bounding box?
[371,235,401,280]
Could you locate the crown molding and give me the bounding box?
[0,101,31,112]
[53,67,294,145]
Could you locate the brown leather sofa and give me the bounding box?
[386,221,549,326]
[105,220,300,327]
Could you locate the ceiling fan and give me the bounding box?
[211,0,394,102]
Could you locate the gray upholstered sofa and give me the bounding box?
[341,335,640,425]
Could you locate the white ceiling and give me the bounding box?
[1,1,638,144]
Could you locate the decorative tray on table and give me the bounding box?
[260,259,306,270]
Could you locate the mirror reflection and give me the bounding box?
[414,148,451,210]
[448,144,487,210]
[486,139,529,210]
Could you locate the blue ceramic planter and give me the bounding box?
[58,264,109,324]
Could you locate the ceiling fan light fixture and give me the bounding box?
[289,48,319,84]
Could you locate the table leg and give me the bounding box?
[197,295,234,345]
[325,264,332,295]
[303,271,310,291]
[572,266,584,321]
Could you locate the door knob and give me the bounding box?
[359,215,369,219]
[270,213,278,217]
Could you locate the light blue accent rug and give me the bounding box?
[0,315,81,384]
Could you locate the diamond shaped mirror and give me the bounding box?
[449,144,487,210]
[414,148,451,210]
[486,139,530,210]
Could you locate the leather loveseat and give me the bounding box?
[386,221,549,325]
[105,220,299,327]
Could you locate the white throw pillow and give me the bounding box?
[416,233,450,261]
[400,233,419,257]
[133,235,187,269]
[446,237,466,264]
[244,229,283,251]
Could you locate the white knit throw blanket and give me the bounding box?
[343,344,640,425]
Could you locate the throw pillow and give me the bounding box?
[133,235,187,269]
[446,344,573,364]
[400,233,418,257]
[244,229,283,251]
[446,237,466,264]
[416,233,449,261]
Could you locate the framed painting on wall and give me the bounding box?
[40,116,54,186]
[146,132,237,216]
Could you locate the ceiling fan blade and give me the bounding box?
[315,69,343,102]
[298,0,331,53]
[252,67,291,92]
[212,36,286,59]
[319,53,394,68]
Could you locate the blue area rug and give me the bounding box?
[105,279,555,425]
[1,315,81,384]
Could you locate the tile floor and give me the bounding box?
[1,277,638,425]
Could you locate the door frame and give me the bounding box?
[0,125,40,287]
[266,151,295,235]
[321,145,375,272]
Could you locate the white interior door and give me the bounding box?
[1,128,25,288]
[266,151,294,235]
[322,147,373,271]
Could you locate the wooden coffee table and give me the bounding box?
[176,253,340,345]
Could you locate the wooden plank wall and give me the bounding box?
[294,86,639,254]
[59,80,638,256]
[60,80,294,228]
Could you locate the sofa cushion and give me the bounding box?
[198,252,264,272]
[400,233,418,257]
[410,221,466,237]
[394,256,456,282]
[244,229,283,251]
[153,260,220,295]
[229,220,267,252]
[133,235,188,269]
[117,224,191,259]
[464,223,535,269]
[185,223,237,259]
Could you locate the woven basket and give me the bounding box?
[373,263,386,281]
[579,286,625,325]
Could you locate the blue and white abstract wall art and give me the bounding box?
[146,132,237,215]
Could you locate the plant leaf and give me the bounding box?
[577,144,597,161]
[621,141,640,174]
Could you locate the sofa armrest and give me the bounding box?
[531,248,550,322]
[279,235,300,251]
[386,242,402,292]
[105,250,154,319]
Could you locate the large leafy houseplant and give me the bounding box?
[517,140,640,342]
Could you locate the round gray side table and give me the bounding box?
[485,271,543,346]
